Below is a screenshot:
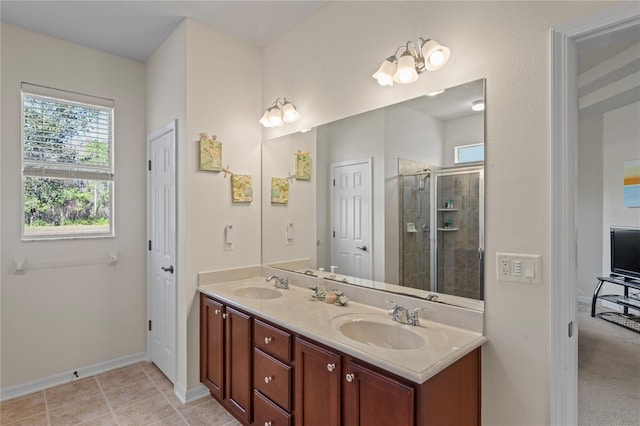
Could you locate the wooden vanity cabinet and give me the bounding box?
[200,294,252,424]
[342,359,414,426]
[294,338,341,426]
[253,319,294,425]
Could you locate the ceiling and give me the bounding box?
[0,1,329,62]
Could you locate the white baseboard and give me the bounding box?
[0,351,147,402]
[174,382,210,404]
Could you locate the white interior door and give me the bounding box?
[331,160,372,279]
[147,121,176,383]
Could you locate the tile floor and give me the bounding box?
[0,362,240,426]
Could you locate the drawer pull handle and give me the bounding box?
[265,422,272,426]
[264,376,273,384]
[345,373,355,383]
[264,337,273,344]
[327,363,335,372]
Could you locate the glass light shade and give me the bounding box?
[421,40,451,71]
[268,107,283,126]
[393,53,418,84]
[259,110,272,127]
[471,100,485,112]
[282,102,299,123]
[372,58,396,86]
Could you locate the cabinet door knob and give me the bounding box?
[264,376,273,383]
[264,337,273,344]
[214,309,220,315]
[222,313,227,319]
[327,363,335,372]
[265,422,272,426]
[345,373,355,382]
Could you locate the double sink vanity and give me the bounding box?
[198,267,486,425]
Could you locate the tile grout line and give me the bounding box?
[140,363,189,426]
[94,374,121,426]
[43,390,51,426]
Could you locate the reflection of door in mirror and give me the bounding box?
[331,159,372,279]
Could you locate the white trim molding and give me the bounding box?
[0,351,147,402]
[549,3,640,425]
[173,382,210,405]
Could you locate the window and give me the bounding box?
[454,143,484,164]
[21,83,114,239]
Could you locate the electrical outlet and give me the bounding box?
[497,253,542,284]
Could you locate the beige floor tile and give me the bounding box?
[2,412,48,426]
[146,370,174,393]
[96,364,148,392]
[45,377,101,409]
[48,394,110,426]
[148,413,188,426]
[113,395,178,426]
[180,399,235,426]
[0,392,46,425]
[76,413,118,426]
[221,420,242,426]
[103,377,162,411]
[163,391,213,415]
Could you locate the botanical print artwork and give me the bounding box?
[271,177,289,204]
[199,132,222,172]
[624,159,640,208]
[295,150,311,180]
[231,174,253,203]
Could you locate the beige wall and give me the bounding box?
[148,19,263,391]
[260,2,619,424]
[0,24,147,387]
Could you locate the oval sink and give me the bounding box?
[338,320,425,350]
[232,286,282,299]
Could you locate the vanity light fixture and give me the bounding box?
[259,98,300,127]
[426,89,446,97]
[471,100,485,112]
[372,37,450,86]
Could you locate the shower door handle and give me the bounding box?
[356,245,367,252]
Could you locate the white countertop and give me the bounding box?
[198,276,486,383]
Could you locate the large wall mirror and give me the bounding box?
[262,79,485,311]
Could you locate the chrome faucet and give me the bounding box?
[387,301,427,326]
[266,275,289,289]
[387,301,409,324]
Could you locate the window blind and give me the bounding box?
[22,83,114,180]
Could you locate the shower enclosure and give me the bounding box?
[399,166,484,299]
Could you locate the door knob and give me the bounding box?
[161,265,174,273]
[356,245,367,251]
[345,373,355,382]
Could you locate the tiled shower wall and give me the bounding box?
[401,175,431,290]
[437,172,481,299]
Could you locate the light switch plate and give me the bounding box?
[496,253,541,284]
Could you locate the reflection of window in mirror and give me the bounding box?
[455,143,484,164]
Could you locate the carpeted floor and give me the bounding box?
[578,303,640,425]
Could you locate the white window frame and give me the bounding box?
[21,83,115,240]
[454,142,484,165]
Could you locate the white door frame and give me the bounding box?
[549,4,639,424]
[146,120,177,381]
[330,158,373,280]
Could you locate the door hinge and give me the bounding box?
[148,320,152,331]
[333,231,335,238]
[148,160,152,171]
[568,321,573,338]
[333,179,335,186]
[148,240,152,251]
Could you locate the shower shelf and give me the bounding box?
[437,228,459,231]
[437,208,459,212]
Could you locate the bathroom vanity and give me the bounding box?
[199,275,485,426]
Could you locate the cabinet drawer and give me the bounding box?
[254,319,292,362]
[254,390,292,426]
[254,349,292,412]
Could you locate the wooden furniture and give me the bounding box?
[591,276,640,333]
[200,293,481,425]
[200,296,252,423]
